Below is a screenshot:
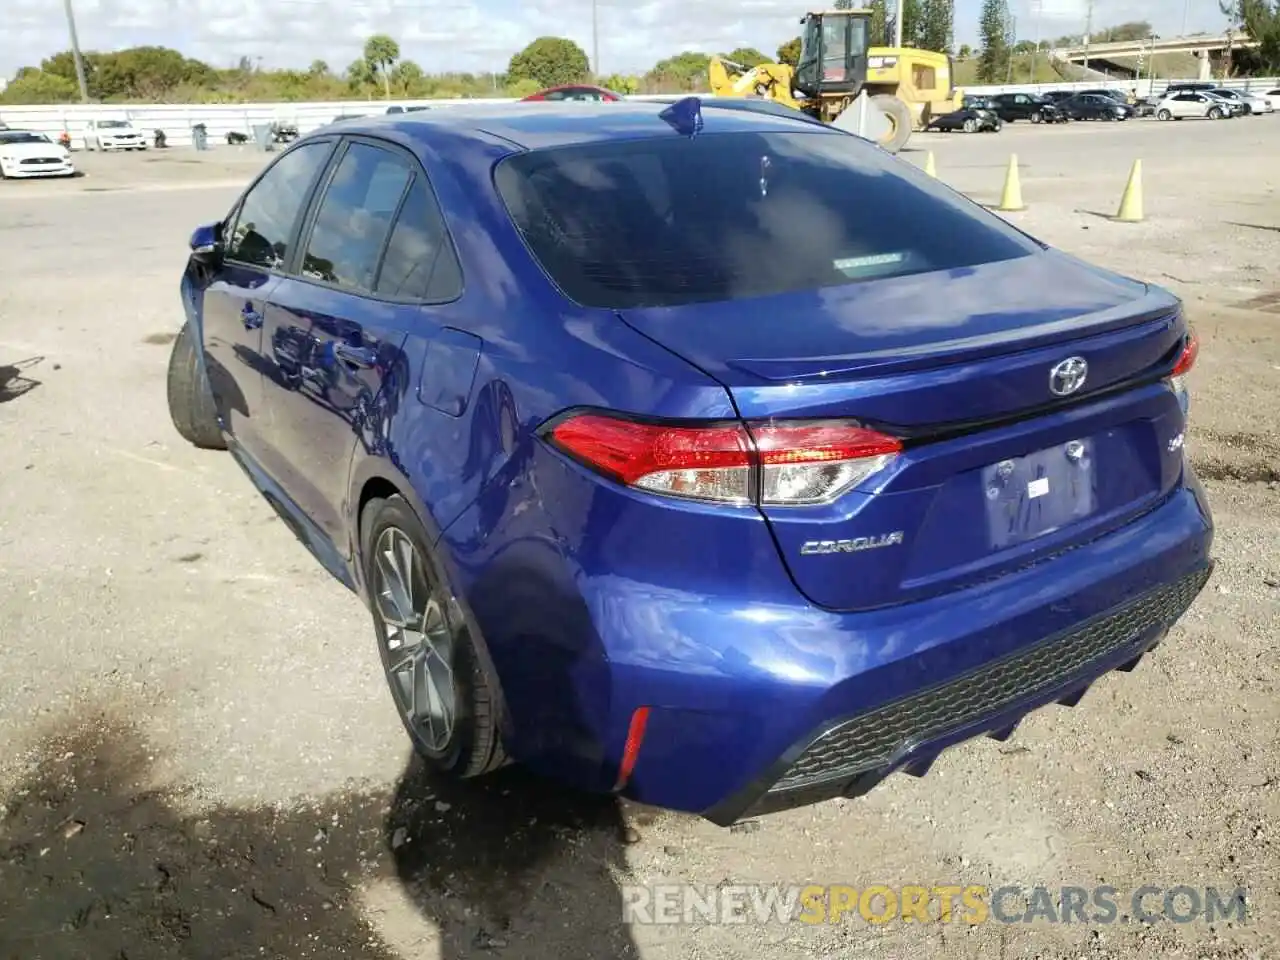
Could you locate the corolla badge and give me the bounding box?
[800,532,904,555]
[1049,356,1089,397]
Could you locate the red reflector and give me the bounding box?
[1171,332,1199,377]
[548,414,752,486]
[750,422,904,464]
[614,706,651,791]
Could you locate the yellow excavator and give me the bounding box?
[707,9,962,153]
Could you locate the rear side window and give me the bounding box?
[375,178,463,301]
[494,130,1038,309]
[301,142,411,292]
[226,141,331,270]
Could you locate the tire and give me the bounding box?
[166,320,226,450]
[1031,110,1042,123]
[362,495,506,779]
[871,94,913,153]
[1157,109,1172,121]
[1209,107,1223,120]
[963,117,978,133]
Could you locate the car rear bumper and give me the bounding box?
[599,473,1213,823]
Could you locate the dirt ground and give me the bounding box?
[0,115,1277,960]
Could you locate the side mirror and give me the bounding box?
[189,221,223,260]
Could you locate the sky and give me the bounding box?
[2,0,1233,81]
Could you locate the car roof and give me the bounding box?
[327,99,837,151]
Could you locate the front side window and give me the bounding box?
[225,141,332,270]
[495,130,1038,310]
[300,142,412,292]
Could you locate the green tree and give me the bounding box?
[363,33,401,99]
[869,0,890,45]
[1221,0,1280,72]
[957,42,973,57]
[918,0,954,51]
[308,59,330,77]
[392,60,425,94]
[0,69,79,103]
[602,72,639,93]
[723,46,769,66]
[508,36,590,88]
[978,0,1012,81]
[777,36,802,66]
[1097,20,1154,42]
[645,51,711,91]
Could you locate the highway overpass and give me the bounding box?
[1054,33,1259,80]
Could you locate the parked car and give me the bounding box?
[0,129,77,179]
[1264,86,1280,109]
[521,84,624,101]
[929,101,1002,132]
[1058,93,1132,121]
[1201,91,1245,117]
[1076,88,1132,104]
[1207,88,1273,115]
[1155,91,1232,121]
[166,98,1213,825]
[989,92,1065,123]
[385,105,432,113]
[84,118,148,151]
[1162,81,1218,97]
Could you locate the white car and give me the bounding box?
[1154,92,1230,121]
[1264,87,1280,110]
[0,129,77,179]
[85,118,148,151]
[1209,88,1272,115]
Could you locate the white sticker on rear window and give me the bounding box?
[833,252,907,275]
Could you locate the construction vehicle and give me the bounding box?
[707,9,962,153]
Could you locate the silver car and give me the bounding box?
[1209,88,1273,115]
[1155,92,1231,121]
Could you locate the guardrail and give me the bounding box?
[2,78,1277,148]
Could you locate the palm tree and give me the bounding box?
[363,34,400,99]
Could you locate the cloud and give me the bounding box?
[1,0,1223,82]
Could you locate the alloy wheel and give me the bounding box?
[373,526,456,753]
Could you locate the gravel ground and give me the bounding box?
[0,114,1277,960]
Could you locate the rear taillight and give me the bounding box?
[546,413,902,506]
[1168,330,1199,398]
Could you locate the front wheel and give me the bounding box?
[1157,109,1172,121]
[962,117,978,133]
[166,320,226,450]
[871,94,913,153]
[1209,107,1223,120]
[363,495,506,779]
[1031,110,1042,123]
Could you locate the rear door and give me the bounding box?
[200,139,335,462]
[258,136,463,546]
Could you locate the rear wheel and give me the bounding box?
[166,320,226,450]
[362,495,506,779]
[872,94,913,153]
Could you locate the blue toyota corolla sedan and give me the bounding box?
[168,98,1213,825]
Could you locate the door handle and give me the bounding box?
[333,342,378,367]
[241,303,263,330]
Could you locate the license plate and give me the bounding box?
[983,439,1096,549]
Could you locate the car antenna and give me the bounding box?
[659,96,704,138]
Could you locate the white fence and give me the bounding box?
[2,75,1277,149]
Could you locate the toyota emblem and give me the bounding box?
[1049,356,1088,397]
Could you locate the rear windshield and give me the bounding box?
[494,130,1038,309]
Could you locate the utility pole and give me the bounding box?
[591,0,600,79]
[1181,0,1190,37]
[1030,0,1042,84]
[1082,0,1094,72]
[893,0,904,49]
[62,0,90,102]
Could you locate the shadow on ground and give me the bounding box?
[0,712,640,959]
[0,357,44,405]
